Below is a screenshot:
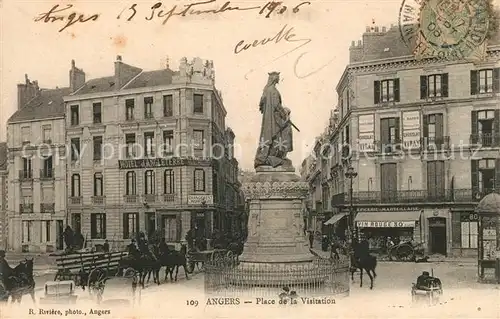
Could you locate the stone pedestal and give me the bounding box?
[239,165,314,264]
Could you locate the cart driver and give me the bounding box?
[416,271,443,291]
[0,250,13,281]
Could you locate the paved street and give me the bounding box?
[2,258,499,318]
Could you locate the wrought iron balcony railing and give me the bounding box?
[40,169,54,180]
[163,194,175,202]
[421,136,450,151]
[69,197,82,205]
[19,170,33,180]
[331,188,498,205]
[143,194,156,203]
[91,196,105,205]
[375,140,402,154]
[124,194,139,203]
[20,203,34,213]
[470,133,500,147]
[40,203,55,213]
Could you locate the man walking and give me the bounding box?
[308,231,314,248]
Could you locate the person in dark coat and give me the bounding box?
[0,250,13,281]
[103,240,110,252]
[308,231,314,248]
[63,225,74,250]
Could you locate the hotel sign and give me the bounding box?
[357,221,415,228]
[118,157,212,169]
[188,195,214,205]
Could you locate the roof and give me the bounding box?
[73,76,116,95]
[124,69,177,90]
[8,87,71,123]
[0,143,7,170]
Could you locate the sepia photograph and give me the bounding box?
[0,0,499,317]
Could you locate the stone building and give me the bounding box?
[6,75,69,252]
[64,56,241,249]
[328,25,500,257]
[0,143,7,249]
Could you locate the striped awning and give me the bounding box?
[324,213,348,225]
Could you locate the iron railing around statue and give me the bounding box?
[204,256,350,298]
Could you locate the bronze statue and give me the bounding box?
[254,72,299,169]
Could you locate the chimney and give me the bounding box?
[374,26,379,32]
[114,55,142,89]
[17,74,40,110]
[382,26,387,32]
[358,40,362,46]
[365,26,370,32]
[351,41,355,47]
[69,59,86,93]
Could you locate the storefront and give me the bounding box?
[422,208,452,256]
[354,209,422,253]
[451,208,479,258]
[323,212,348,240]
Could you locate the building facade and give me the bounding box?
[7,75,69,252]
[0,143,7,249]
[64,56,241,250]
[328,25,500,257]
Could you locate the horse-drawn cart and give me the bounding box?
[411,278,443,305]
[186,249,232,273]
[53,250,128,303]
[388,241,425,262]
[39,280,78,304]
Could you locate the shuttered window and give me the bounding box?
[471,68,500,95]
[427,161,445,199]
[123,213,139,239]
[374,79,400,103]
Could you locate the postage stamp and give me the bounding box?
[399,0,496,60]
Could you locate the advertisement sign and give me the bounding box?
[358,115,375,151]
[118,157,213,169]
[402,111,421,149]
[356,221,415,228]
[188,195,214,205]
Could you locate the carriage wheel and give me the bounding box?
[88,268,107,304]
[226,250,234,259]
[395,244,415,262]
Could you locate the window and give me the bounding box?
[427,161,445,199]
[164,169,174,194]
[374,79,400,104]
[71,138,80,161]
[478,159,496,193]
[22,221,32,243]
[163,130,174,155]
[380,117,400,152]
[472,110,496,146]
[194,169,205,191]
[93,136,103,160]
[193,94,204,113]
[123,213,139,239]
[90,213,106,239]
[421,74,448,99]
[125,99,135,120]
[423,113,444,149]
[44,221,51,242]
[94,172,103,196]
[42,125,51,143]
[344,125,350,144]
[93,102,102,124]
[22,157,32,178]
[144,97,154,119]
[380,163,397,202]
[71,174,81,197]
[72,213,82,234]
[125,133,136,158]
[144,132,155,157]
[70,105,79,126]
[193,130,204,150]
[461,221,478,248]
[163,215,179,241]
[144,170,155,194]
[126,171,136,195]
[163,95,173,117]
[42,156,53,178]
[21,126,30,143]
[471,68,500,94]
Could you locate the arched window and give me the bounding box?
[71,174,81,197]
[126,171,136,195]
[94,172,103,196]
[164,169,174,194]
[194,169,205,192]
[145,170,155,194]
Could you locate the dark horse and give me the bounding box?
[350,240,377,289]
[4,258,36,303]
[152,244,190,282]
[118,249,158,289]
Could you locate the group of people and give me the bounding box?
[62,225,85,252]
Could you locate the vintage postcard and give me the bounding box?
[0,0,500,318]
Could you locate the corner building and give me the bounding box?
[330,25,500,258]
[65,56,241,249]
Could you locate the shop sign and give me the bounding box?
[402,111,421,149]
[358,115,375,152]
[356,221,415,228]
[118,157,212,169]
[188,195,214,205]
[357,207,421,212]
[196,212,206,218]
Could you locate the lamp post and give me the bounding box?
[345,163,358,244]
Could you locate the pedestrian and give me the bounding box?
[321,235,329,251]
[308,231,314,248]
[103,240,110,252]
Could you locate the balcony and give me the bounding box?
[375,140,402,154]
[143,194,156,203]
[470,133,500,147]
[40,169,54,180]
[92,196,106,205]
[421,136,450,151]
[69,197,82,205]
[40,203,55,213]
[124,194,139,203]
[162,194,175,202]
[20,203,34,213]
[19,170,33,181]
[331,188,498,205]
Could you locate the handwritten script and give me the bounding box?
[34,1,311,32]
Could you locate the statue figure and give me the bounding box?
[254,72,298,169]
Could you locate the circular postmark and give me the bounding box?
[399,0,494,60]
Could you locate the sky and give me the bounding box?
[0,0,421,169]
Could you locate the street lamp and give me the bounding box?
[345,163,358,244]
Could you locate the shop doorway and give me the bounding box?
[145,212,156,237]
[429,217,447,255]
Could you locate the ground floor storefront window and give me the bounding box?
[451,211,479,256]
[359,227,414,253]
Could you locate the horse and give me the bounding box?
[349,241,378,289]
[118,251,158,289]
[154,245,190,282]
[5,258,36,304]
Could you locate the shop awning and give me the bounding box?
[324,213,348,225]
[355,210,421,228]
